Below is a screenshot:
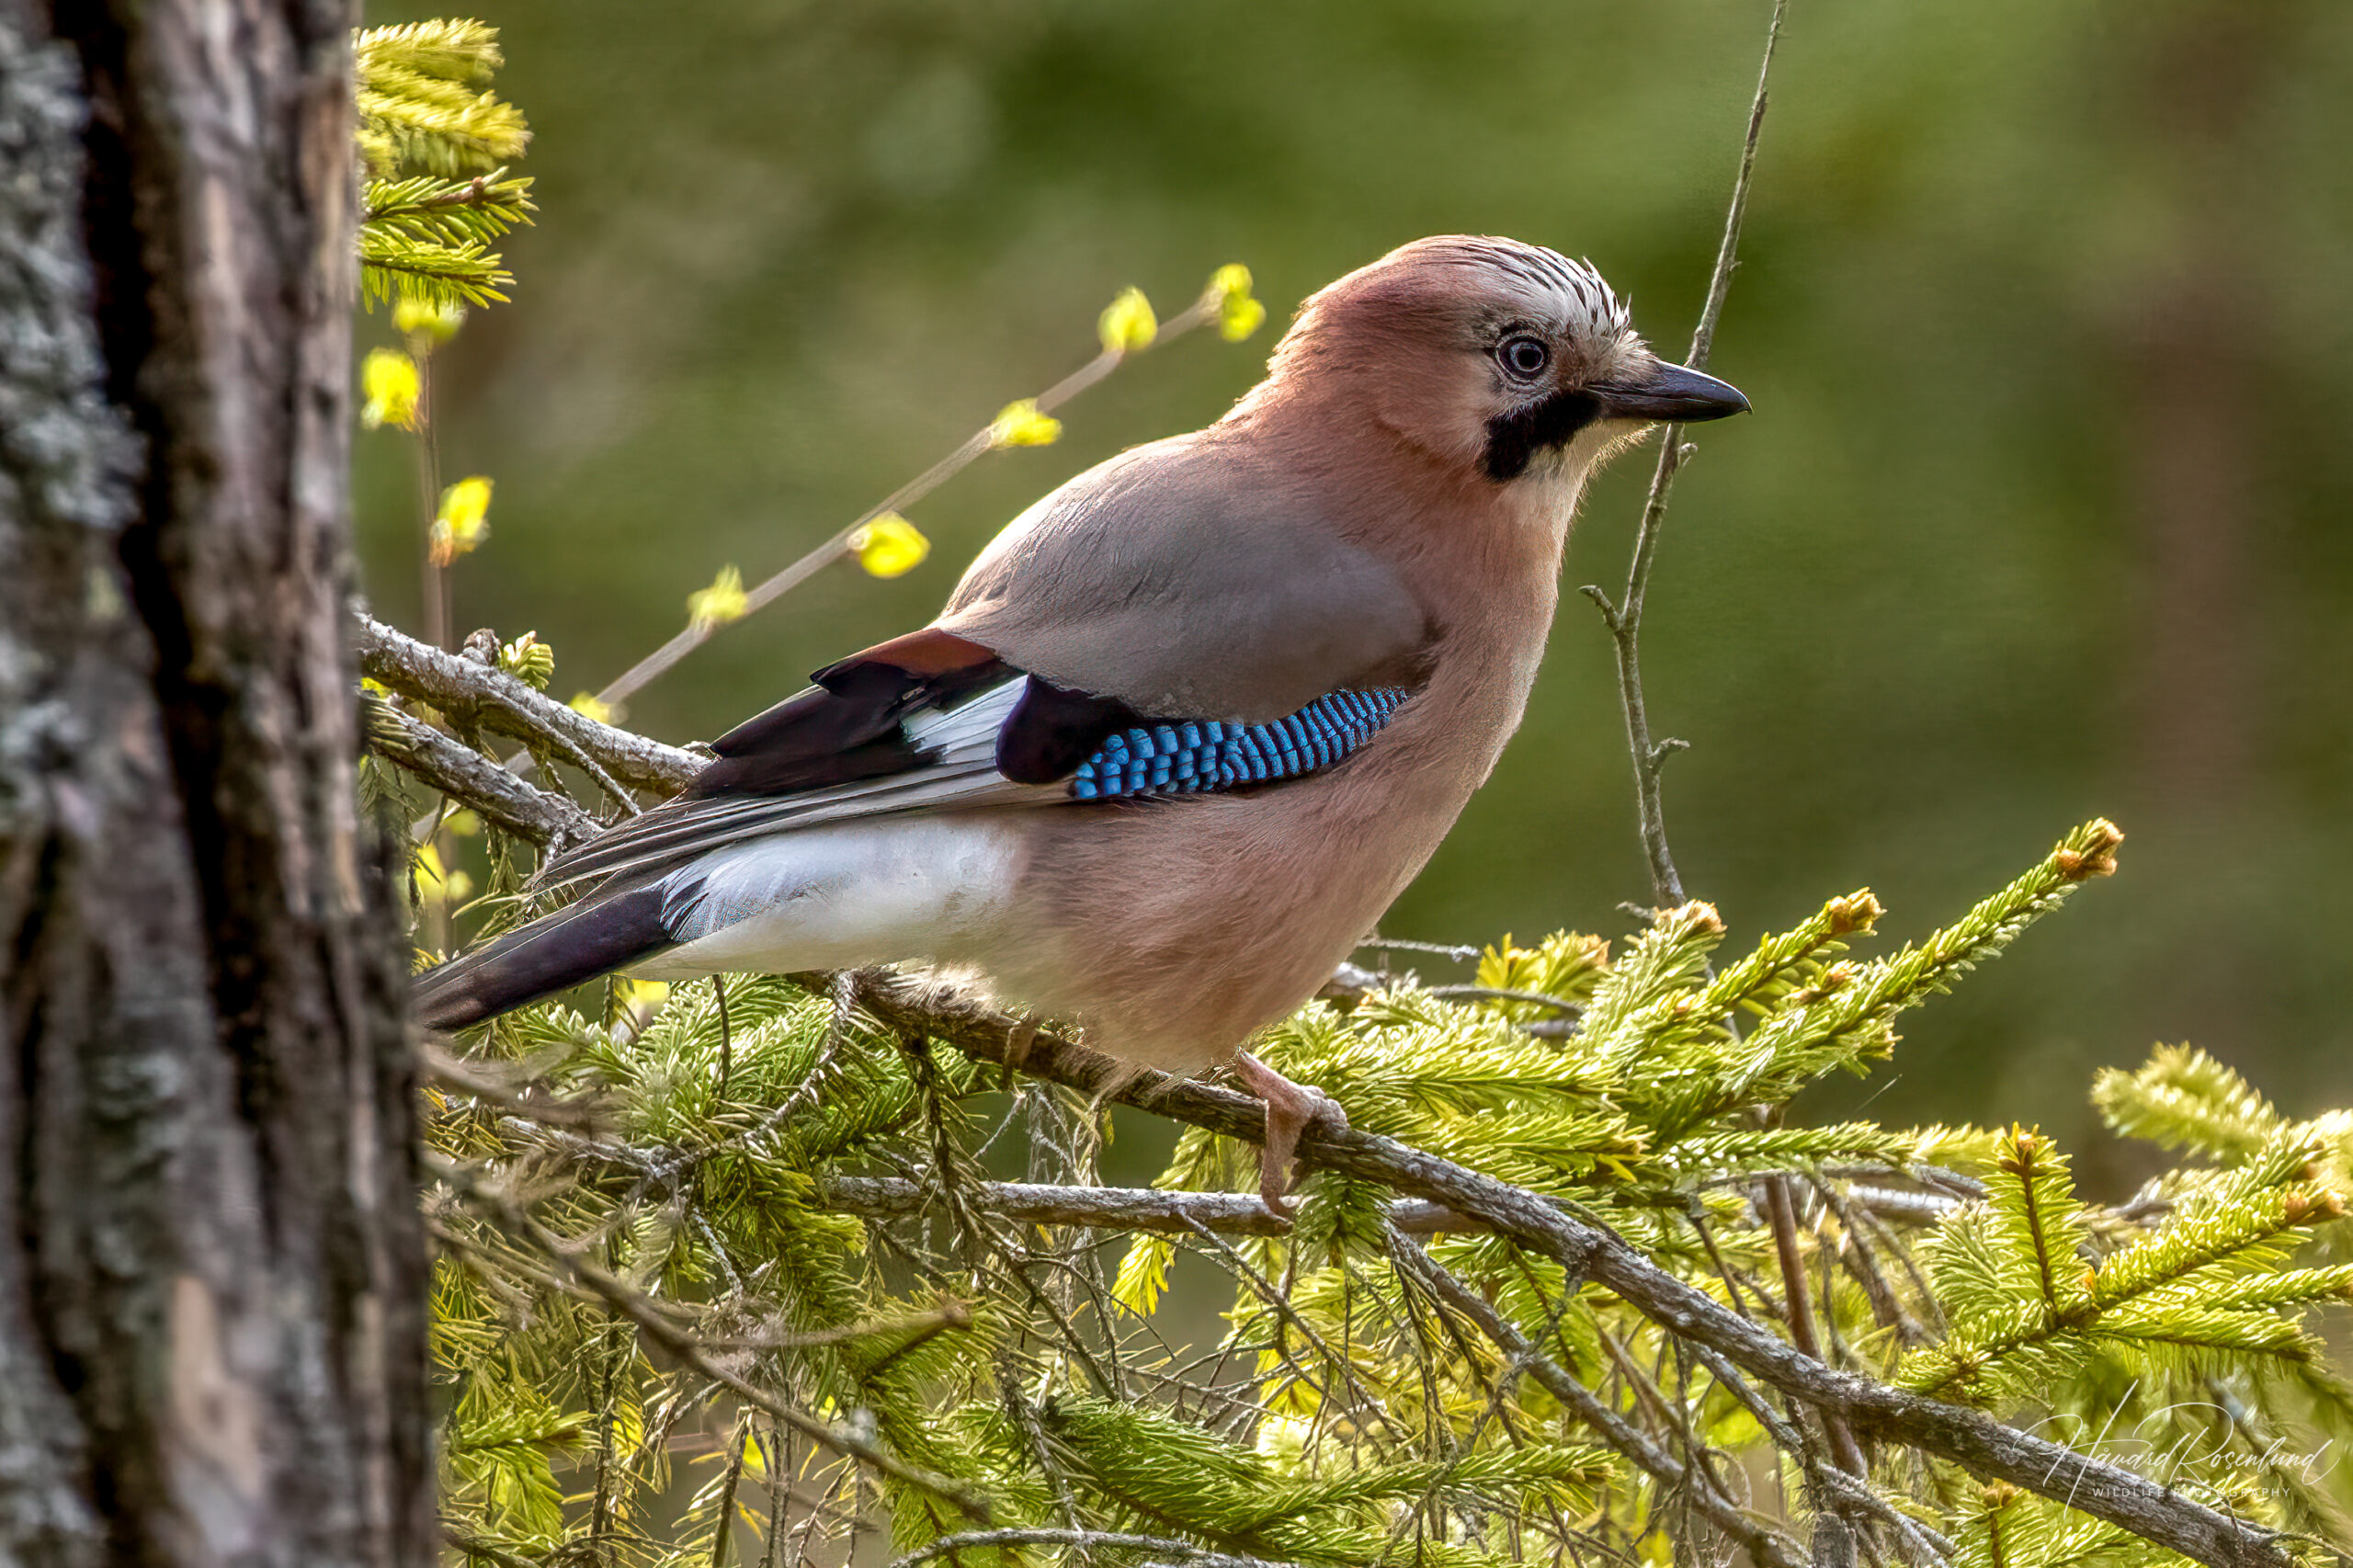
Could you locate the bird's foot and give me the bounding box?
[1232,1051,1348,1218]
[1003,1010,1041,1071]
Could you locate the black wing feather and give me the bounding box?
[690,653,1011,798]
[995,676,1149,785]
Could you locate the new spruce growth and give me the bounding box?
[356,19,535,310]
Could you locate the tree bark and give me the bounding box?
[0,2,429,1564]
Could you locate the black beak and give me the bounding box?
[1589,360,1750,424]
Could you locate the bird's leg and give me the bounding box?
[1231,1051,1348,1217]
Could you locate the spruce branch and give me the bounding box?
[354,21,534,311]
[1654,821,2126,1137]
[364,168,534,236]
[426,1154,994,1523]
[827,967,2293,1568]
[359,169,535,312]
[355,19,530,178]
[2094,1044,2285,1164]
[1702,891,1887,1019]
[358,230,516,310]
[1897,1129,2351,1404]
[1004,1395,1597,1568]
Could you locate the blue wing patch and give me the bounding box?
[1068,687,1409,801]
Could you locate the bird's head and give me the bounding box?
[1262,235,1748,487]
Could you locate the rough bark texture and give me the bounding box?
[0,2,430,1564]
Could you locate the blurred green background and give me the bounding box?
[357,0,2353,1189]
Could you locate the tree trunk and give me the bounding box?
[0,2,429,1564]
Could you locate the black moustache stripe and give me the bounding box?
[1481,388,1601,482]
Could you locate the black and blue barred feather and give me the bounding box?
[1069,687,1409,801]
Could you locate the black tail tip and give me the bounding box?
[412,969,494,1032]
[407,882,674,1032]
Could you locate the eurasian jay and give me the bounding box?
[414,235,1747,1210]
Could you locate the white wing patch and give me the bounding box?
[536,678,1056,891]
[638,813,1027,979]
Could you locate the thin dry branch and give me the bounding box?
[819,1175,1470,1237]
[582,289,1232,717]
[1571,1,1878,1507]
[356,611,701,798]
[363,693,597,849]
[1584,0,1787,910]
[1388,1233,1809,1568]
[484,1105,1949,1238]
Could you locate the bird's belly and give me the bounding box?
[632,814,1024,979]
[989,776,1466,1074]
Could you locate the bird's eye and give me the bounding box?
[1499,335,1550,378]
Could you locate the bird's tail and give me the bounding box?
[413,883,675,1031]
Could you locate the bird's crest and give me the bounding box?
[1415,235,1632,342]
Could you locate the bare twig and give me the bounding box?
[362,693,597,850]
[1176,1211,1418,1447]
[1424,984,1584,1012]
[1567,0,1869,1509]
[1583,0,1787,909]
[1683,1333,1957,1568]
[1813,1176,1930,1346]
[356,611,701,798]
[1766,1173,1870,1474]
[1356,937,1483,961]
[819,1175,1472,1237]
[586,290,1230,717]
[1836,1185,1967,1227]
[709,1412,747,1568]
[506,694,641,816]
[413,352,449,656]
[418,1040,608,1129]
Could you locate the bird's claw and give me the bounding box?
[1232,1051,1349,1220]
